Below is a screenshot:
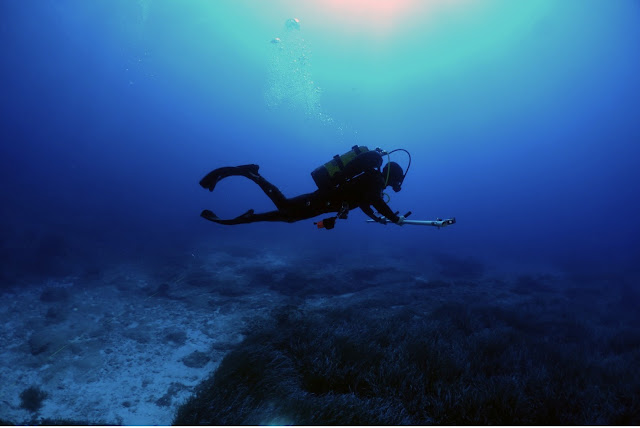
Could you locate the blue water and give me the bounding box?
[1,0,639,424]
[2,0,639,275]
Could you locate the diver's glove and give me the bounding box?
[396,215,405,226]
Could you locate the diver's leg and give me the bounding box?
[200,192,333,226]
[201,209,290,225]
[199,164,260,192]
[243,172,288,209]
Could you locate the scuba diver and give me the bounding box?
[199,146,409,229]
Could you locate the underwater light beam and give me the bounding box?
[313,0,476,36]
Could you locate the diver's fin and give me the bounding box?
[236,209,255,219]
[238,164,260,175]
[199,165,260,192]
[200,208,256,224]
[200,209,220,221]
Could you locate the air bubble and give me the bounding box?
[285,18,300,31]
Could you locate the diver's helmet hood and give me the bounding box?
[382,161,404,192]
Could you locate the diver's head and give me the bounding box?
[382,162,404,192]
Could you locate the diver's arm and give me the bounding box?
[372,198,400,224]
[360,205,387,223]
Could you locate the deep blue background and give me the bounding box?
[1,0,639,281]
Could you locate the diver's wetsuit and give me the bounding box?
[199,159,400,226]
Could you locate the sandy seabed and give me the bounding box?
[0,250,292,425]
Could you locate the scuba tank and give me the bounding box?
[311,145,382,189]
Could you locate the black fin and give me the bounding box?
[236,209,255,219]
[199,165,261,192]
[237,164,260,175]
[200,209,219,221]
